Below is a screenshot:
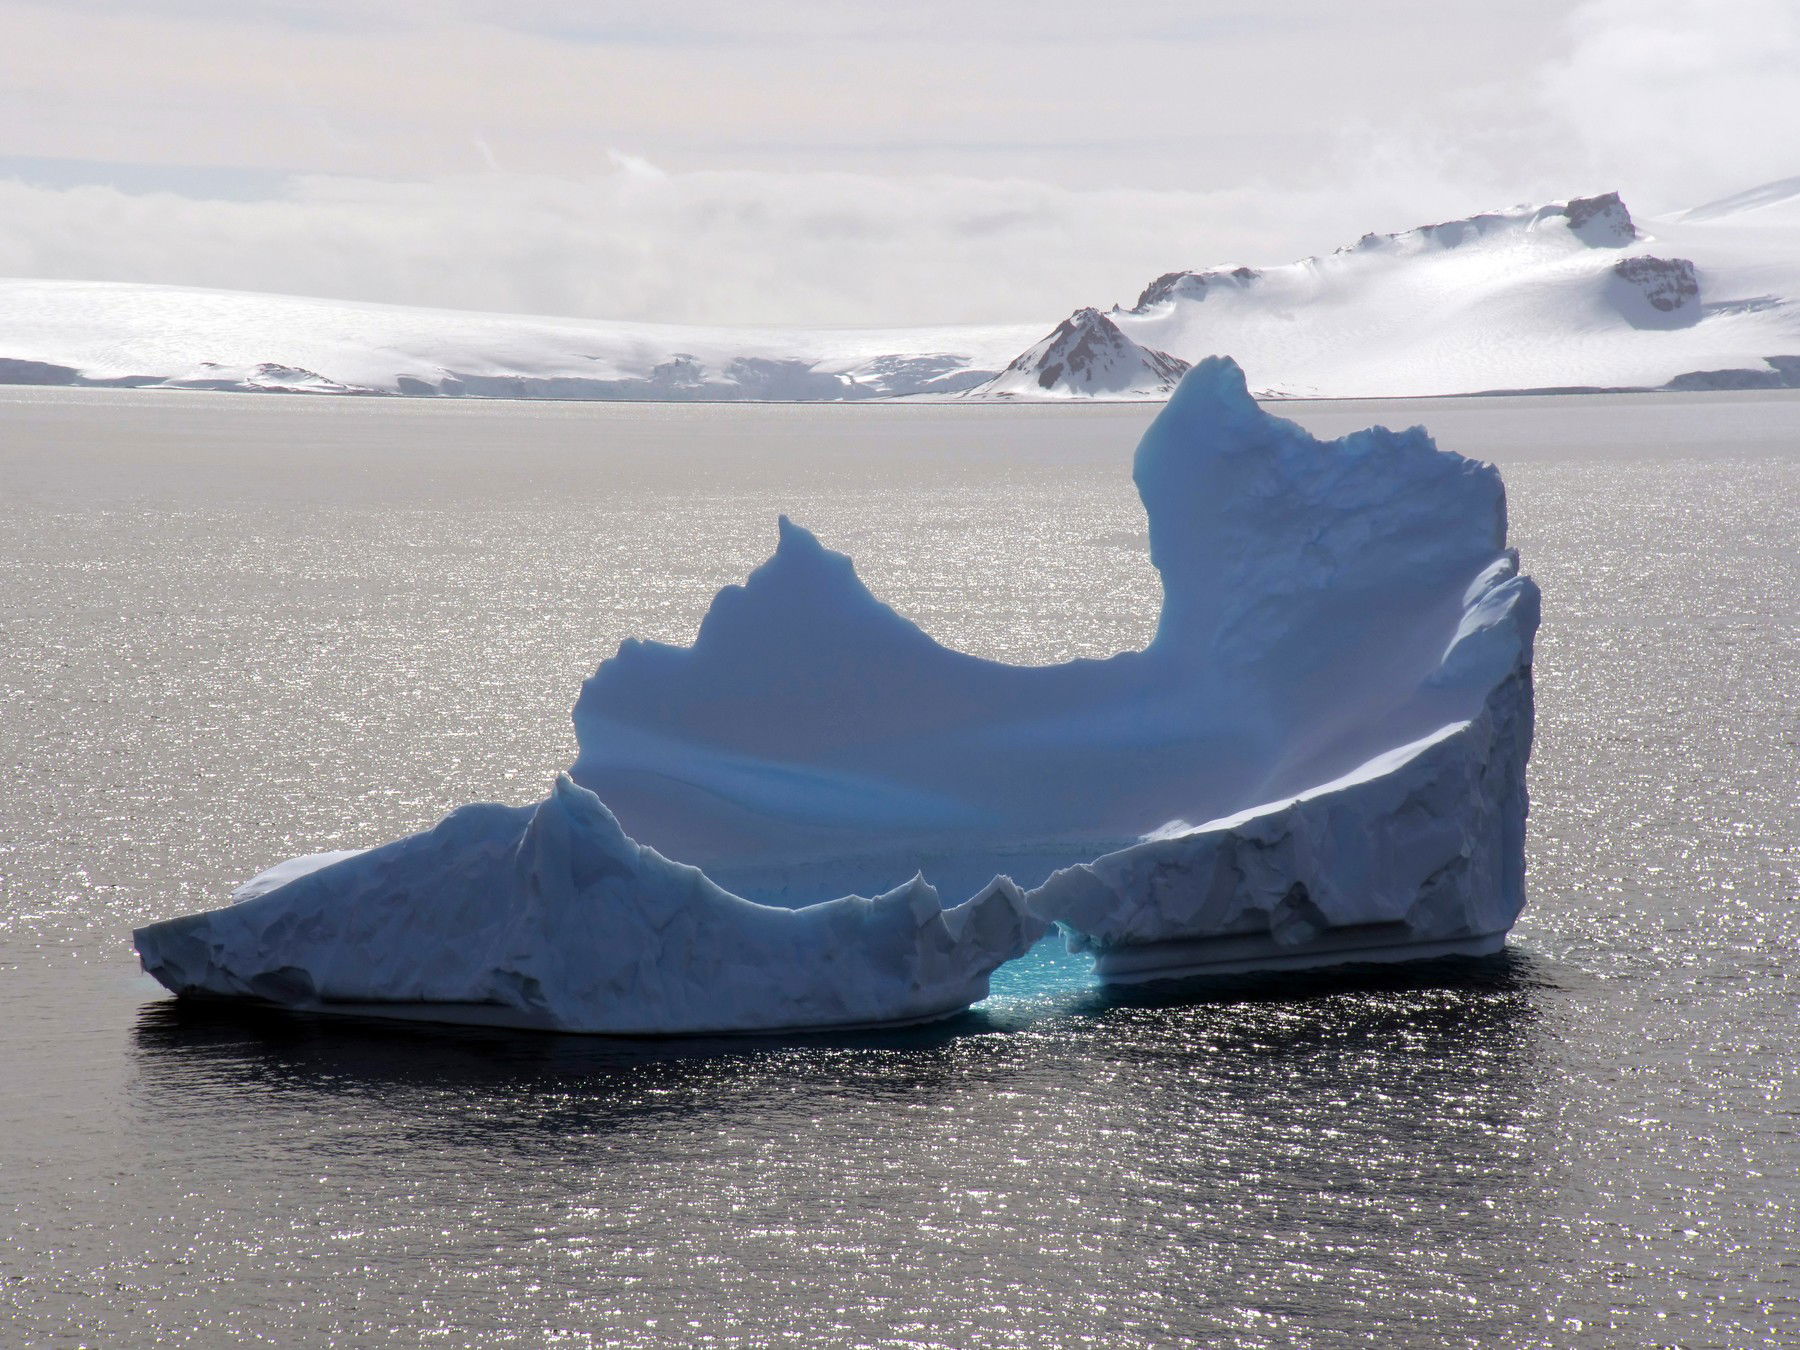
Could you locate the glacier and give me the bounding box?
[135,355,1540,1031]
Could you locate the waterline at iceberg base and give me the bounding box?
[134,357,1540,1034]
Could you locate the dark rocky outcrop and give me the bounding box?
[1126,265,1259,314]
[1662,355,1800,390]
[0,357,82,385]
[1608,256,1701,328]
[1346,192,1637,256]
[1562,192,1638,246]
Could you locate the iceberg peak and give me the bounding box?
[1134,357,1505,671]
[773,512,822,557]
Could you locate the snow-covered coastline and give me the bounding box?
[0,280,1038,401]
[5,180,1799,403]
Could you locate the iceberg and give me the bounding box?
[135,355,1539,1031]
[135,778,1040,1034]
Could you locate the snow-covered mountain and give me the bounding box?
[983,186,1800,399]
[978,307,1188,397]
[0,181,1795,401]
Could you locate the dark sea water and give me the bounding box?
[1,388,1796,1348]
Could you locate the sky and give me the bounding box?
[0,0,1795,327]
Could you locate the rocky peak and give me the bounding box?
[1563,192,1637,246]
[979,308,1189,397]
[1126,265,1260,314]
[1607,255,1700,328]
[1341,192,1638,256]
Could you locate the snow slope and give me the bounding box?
[0,277,1037,400]
[980,188,1800,398]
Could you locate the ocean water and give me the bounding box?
[1,387,1796,1348]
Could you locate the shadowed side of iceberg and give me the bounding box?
[568,356,1522,904]
[1028,554,1539,981]
[133,775,1047,1035]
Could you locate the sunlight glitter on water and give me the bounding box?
[1,388,1796,1347]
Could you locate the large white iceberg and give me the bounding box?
[135,356,1539,1030]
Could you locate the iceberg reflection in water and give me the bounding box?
[135,357,1539,1032]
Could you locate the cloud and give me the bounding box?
[0,0,1566,184]
[0,0,1789,326]
[1537,0,1800,212]
[0,165,1385,327]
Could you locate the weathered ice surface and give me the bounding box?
[135,776,1044,1034]
[1031,617,1535,980]
[1020,374,1540,975]
[572,356,1540,976]
[135,355,1540,1022]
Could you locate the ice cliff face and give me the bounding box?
[136,775,1045,1035]
[1032,560,1537,980]
[973,307,1189,398]
[136,356,1541,1029]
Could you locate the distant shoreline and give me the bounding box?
[5,376,1800,409]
